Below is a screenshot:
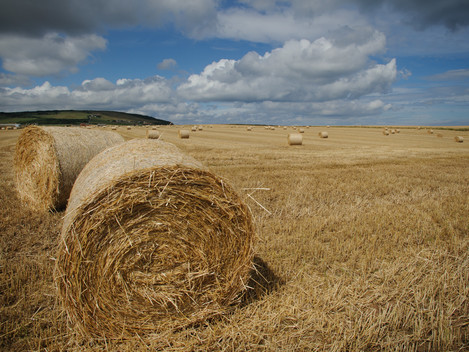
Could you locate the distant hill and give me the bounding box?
[0,110,172,126]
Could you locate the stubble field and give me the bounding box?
[1,125,468,351]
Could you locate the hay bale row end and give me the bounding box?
[14,126,124,212]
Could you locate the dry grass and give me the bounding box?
[1,126,468,351]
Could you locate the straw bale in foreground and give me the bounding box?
[454,136,464,143]
[288,133,303,145]
[55,139,255,339]
[14,125,124,212]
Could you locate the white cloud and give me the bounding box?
[0,76,173,111]
[216,7,367,43]
[157,58,177,70]
[0,33,106,76]
[426,69,469,81]
[178,29,396,103]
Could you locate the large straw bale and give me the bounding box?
[454,136,464,143]
[288,133,303,145]
[55,139,255,339]
[14,125,124,212]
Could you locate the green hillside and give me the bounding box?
[0,110,172,126]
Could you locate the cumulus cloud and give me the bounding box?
[0,76,173,112]
[216,7,366,43]
[0,33,106,76]
[178,29,396,103]
[157,58,177,70]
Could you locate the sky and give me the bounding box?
[1,0,469,126]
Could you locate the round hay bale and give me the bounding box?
[436,133,443,138]
[288,133,303,145]
[198,126,203,131]
[191,126,197,132]
[383,130,389,136]
[14,126,124,212]
[146,130,160,139]
[427,129,433,134]
[127,126,132,130]
[298,128,305,133]
[319,131,328,138]
[55,139,255,339]
[246,126,252,131]
[454,136,464,143]
[179,129,190,139]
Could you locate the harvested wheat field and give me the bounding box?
[1,125,468,351]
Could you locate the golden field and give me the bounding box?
[1,125,468,351]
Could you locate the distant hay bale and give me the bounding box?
[14,126,124,212]
[298,128,305,133]
[146,130,160,139]
[246,126,252,131]
[396,129,400,133]
[179,129,190,139]
[383,130,390,136]
[391,129,396,134]
[288,133,303,145]
[319,131,328,138]
[198,126,203,131]
[127,126,131,130]
[55,139,255,339]
[427,129,433,134]
[437,133,443,138]
[191,126,197,132]
[151,126,157,130]
[454,136,464,143]
[283,126,287,130]
[111,126,117,130]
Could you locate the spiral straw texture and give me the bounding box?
[55,139,255,339]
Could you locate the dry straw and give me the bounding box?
[288,133,303,145]
[454,136,464,143]
[383,130,389,136]
[14,125,124,212]
[178,129,190,139]
[146,130,160,139]
[319,131,328,138]
[55,139,255,339]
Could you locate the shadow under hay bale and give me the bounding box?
[14,125,124,212]
[55,139,255,339]
[240,256,284,306]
